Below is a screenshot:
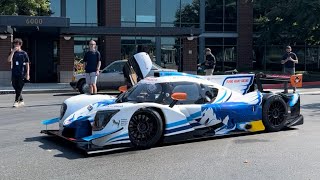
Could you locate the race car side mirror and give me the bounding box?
[118,85,128,93]
[169,92,187,108]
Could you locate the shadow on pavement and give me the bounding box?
[0,103,61,109]
[301,103,320,110]
[24,136,86,159]
[23,128,299,159]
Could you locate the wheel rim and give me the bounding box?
[129,113,158,143]
[267,101,286,126]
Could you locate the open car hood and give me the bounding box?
[123,52,152,86]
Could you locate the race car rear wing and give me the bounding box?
[255,73,303,93]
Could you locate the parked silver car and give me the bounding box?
[70,60,177,93]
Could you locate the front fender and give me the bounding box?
[61,94,116,121]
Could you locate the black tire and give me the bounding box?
[128,108,163,149]
[262,95,288,132]
[77,79,86,94]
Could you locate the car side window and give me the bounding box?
[199,84,219,103]
[103,62,125,73]
[171,82,202,104]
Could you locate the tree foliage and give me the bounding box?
[254,0,320,45]
[0,0,52,16]
[174,0,199,27]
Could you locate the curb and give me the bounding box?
[0,89,75,95]
[263,81,320,89]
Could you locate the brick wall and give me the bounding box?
[100,0,121,67]
[237,0,253,71]
[102,36,121,66]
[0,34,12,85]
[58,36,74,82]
[0,35,12,71]
[182,38,198,73]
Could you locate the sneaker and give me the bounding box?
[13,101,19,108]
[19,101,25,107]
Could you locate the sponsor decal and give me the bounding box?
[112,119,120,127]
[225,78,249,84]
[121,119,128,126]
[87,105,93,111]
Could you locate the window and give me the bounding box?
[136,0,155,26]
[104,61,126,73]
[171,82,202,104]
[199,84,219,103]
[121,0,155,27]
[161,0,180,27]
[121,0,135,26]
[205,0,237,32]
[50,0,61,17]
[66,0,97,26]
[205,38,237,71]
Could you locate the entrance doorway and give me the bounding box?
[14,33,58,83]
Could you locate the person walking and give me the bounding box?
[7,38,30,107]
[198,48,216,75]
[83,40,101,95]
[281,46,298,92]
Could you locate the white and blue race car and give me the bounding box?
[41,52,303,153]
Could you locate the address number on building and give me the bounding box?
[25,18,43,25]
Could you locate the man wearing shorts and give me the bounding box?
[281,46,298,93]
[83,40,101,95]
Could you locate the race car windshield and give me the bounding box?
[117,83,171,104]
[116,81,214,105]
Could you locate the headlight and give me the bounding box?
[92,110,120,131]
[60,103,67,120]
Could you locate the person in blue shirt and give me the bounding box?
[83,40,101,95]
[7,38,30,107]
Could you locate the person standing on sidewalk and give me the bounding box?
[281,46,298,92]
[7,38,30,107]
[83,40,101,95]
[198,48,216,75]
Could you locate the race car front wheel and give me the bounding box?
[128,108,163,149]
[262,95,288,132]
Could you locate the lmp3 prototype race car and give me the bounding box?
[41,52,304,154]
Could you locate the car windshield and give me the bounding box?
[116,81,214,105]
[117,83,169,104]
[152,63,162,70]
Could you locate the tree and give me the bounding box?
[174,0,199,27]
[254,0,320,45]
[0,0,52,16]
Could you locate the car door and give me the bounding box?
[175,83,220,130]
[97,61,126,90]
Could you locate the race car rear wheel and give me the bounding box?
[128,108,163,149]
[262,95,288,132]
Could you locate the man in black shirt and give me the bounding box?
[281,46,298,92]
[198,48,216,75]
[83,40,101,95]
[7,38,30,107]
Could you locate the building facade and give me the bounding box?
[0,0,253,85]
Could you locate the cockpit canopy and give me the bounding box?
[116,81,219,105]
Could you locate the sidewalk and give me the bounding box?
[0,83,74,95]
[0,80,319,95]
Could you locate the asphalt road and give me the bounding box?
[0,91,320,180]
